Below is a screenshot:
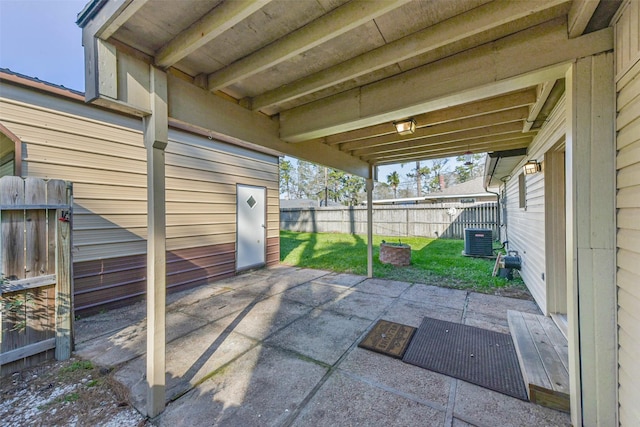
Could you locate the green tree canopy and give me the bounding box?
[386,171,400,198]
[454,153,484,183]
[426,158,450,192]
[279,158,293,199]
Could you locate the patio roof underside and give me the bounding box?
[78,0,618,181]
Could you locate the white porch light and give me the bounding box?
[394,118,416,135]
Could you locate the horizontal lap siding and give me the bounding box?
[74,243,236,315]
[616,1,640,423]
[266,235,280,265]
[1,83,280,313]
[267,177,281,263]
[504,170,546,313]
[0,90,147,265]
[0,89,147,312]
[165,131,279,271]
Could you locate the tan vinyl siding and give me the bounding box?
[0,81,280,313]
[74,242,237,314]
[615,1,640,424]
[504,170,546,313]
[0,86,146,264]
[165,129,279,252]
[266,235,280,265]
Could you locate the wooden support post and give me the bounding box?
[565,53,616,427]
[145,66,168,418]
[366,166,374,278]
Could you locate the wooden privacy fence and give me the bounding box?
[280,203,498,239]
[0,176,73,375]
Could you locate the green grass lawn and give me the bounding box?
[280,230,526,292]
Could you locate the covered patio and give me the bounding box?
[75,0,626,424]
[75,266,568,426]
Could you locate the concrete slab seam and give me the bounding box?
[444,378,458,426]
[281,312,387,426]
[338,369,448,413]
[461,291,471,323]
[452,412,494,427]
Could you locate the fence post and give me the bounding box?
[1,176,25,278]
[406,207,409,237]
[54,206,72,360]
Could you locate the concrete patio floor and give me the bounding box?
[75,266,571,426]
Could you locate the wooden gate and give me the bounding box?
[0,176,73,375]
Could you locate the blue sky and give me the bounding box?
[0,0,413,181]
[0,0,87,91]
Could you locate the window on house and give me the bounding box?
[518,173,526,209]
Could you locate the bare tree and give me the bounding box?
[406,161,431,195]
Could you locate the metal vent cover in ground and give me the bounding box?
[463,228,493,257]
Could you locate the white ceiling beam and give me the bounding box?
[568,0,600,37]
[361,135,533,162]
[362,136,534,162]
[373,137,533,165]
[371,138,533,162]
[155,0,271,68]
[340,107,530,152]
[523,81,556,132]
[100,0,149,40]
[251,0,570,111]
[352,123,530,157]
[279,18,613,142]
[166,74,370,177]
[80,0,132,38]
[325,89,537,145]
[206,0,411,91]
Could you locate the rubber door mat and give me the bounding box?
[402,316,528,400]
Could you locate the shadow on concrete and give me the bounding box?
[74,267,567,427]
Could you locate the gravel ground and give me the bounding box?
[0,356,151,427]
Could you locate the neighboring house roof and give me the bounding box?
[369,177,496,205]
[430,177,493,198]
[0,68,85,100]
[280,199,318,208]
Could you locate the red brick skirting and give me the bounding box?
[379,243,411,266]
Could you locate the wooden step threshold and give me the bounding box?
[507,310,570,413]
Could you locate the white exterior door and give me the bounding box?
[236,184,266,270]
